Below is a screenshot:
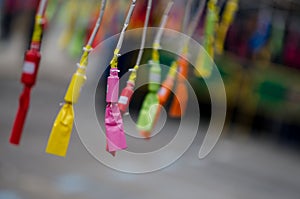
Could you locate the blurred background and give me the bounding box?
[1,0,300,199]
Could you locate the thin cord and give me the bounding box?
[78,0,107,67]
[153,1,174,48]
[37,0,48,16]
[87,0,107,47]
[116,0,137,51]
[177,0,195,53]
[182,0,193,33]
[179,0,207,54]
[187,0,206,36]
[136,0,152,66]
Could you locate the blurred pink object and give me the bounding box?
[105,68,127,155]
[106,68,119,103]
[105,103,127,155]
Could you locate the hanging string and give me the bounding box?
[118,1,171,115]
[136,1,174,138]
[153,1,174,51]
[163,0,206,87]
[215,0,239,55]
[177,0,193,54]
[127,0,160,83]
[194,0,219,78]
[110,0,136,69]
[87,0,107,47]
[136,0,152,68]
[168,0,207,118]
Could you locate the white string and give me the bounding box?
[37,0,48,16]
[116,0,137,51]
[153,1,174,48]
[87,0,107,47]
[136,0,152,66]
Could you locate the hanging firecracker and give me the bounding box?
[136,1,174,139]
[118,0,152,115]
[105,0,137,156]
[45,0,107,157]
[10,0,48,145]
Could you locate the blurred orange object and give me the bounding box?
[158,61,177,105]
[169,56,189,118]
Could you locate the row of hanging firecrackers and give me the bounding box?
[157,0,194,121]
[195,0,238,78]
[45,0,59,23]
[10,0,48,145]
[45,0,107,157]
[57,0,97,57]
[118,0,153,114]
[215,0,238,55]
[58,0,80,50]
[118,0,173,114]
[84,0,124,50]
[44,0,64,27]
[194,0,219,78]
[69,1,97,57]
[134,1,174,139]
[105,0,137,156]
[168,0,206,118]
[136,0,189,138]
[57,0,128,57]
[86,5,106,49]
[137,0,206,139]
[9,0,239,153]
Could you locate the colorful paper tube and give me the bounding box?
[118,0,153,114]
[169,55,189,118]
[136,1,174,138]
[10,0,48,145]
[105,0,137,155]
[167,0,206,117]
[137,60,161,138]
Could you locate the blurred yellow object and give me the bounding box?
[32,15,43,43]
[215,0,238,55]
[64,46,90,103]
[128,64,139,82]
[194,51,213,78]
[110,49,120,69]
[194,0,218,78]
[64,67,87,104]
[152,43,160,62]
[58,0,79,49]
[45,46,90,157]
[45,103,74,157]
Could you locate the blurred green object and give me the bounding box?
[136,92,159,133]
[270,14,286,58]
[137,60,161,137]
[193,52,300,131]
[68,28,85,57]
[45,0,58,21]
[257,81,287,104]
